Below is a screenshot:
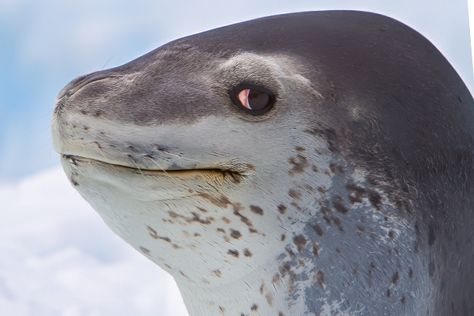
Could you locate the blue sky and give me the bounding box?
[0,1,472,315]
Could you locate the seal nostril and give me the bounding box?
[57,70,120,100]
[57,74,89,100]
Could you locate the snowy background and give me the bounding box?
[0,0,472,315]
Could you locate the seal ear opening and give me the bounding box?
[229,82,276,115]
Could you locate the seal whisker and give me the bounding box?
[142,154,183,186]
[158,149,203,164]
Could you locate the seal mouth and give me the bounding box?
[62,154,246,183]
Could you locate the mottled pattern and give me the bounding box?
[52,10,474,316]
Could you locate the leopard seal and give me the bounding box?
[51,10,474,316]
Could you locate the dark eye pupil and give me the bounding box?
[248,90,270,110]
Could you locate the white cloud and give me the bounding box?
[0,168,188,316]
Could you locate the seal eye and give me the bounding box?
[230,84,275,115]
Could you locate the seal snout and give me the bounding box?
[56,69,120,101]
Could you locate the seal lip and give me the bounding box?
[228,82,276,116]
[61,154,246,182]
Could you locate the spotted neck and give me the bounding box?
[177,264,302,316]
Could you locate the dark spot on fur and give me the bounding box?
[312,165,319,172]
[157,236,172,243]
[401,296,406,304]
[169,211,213,225]
[196,207,208,213]
[312,242,320,256]
[93,141,102,150]
[251,303,258,311]
[80,110,88,115]
[320,206,332,224]
[272,273,281,284]
[288,189,301,200]
[230,229,242,239]
[346,184,366,204]
[248,227,260,234]
[278,204,287,214]
[199,193,231,208]
[222,217,231,224]
[285,247,295,258]
[290,201,302,211]
[293,234,307,252]
[386,289,391,297]
[227,249,239,257]
[329,162,344,174]
[368,262,376,287]
[368,190,382,210]
[147,225,158,238]
[408,268,414,279]
[139,246,150,255]
[388,230,395,239]
[332,195,348,214]
[315,270,325,288]
[94,110,103,117]
[232,204,259,234]
[250,205,264,215]
[244,248,252,257]
[332,216,344,231]
[392,271,399,284]
[213,270,222,277]
[146,226,179,247]
[217,228,225,233]
[265,292,273,306]
[313,224,324,236]
[288,154,308,175]
[281,234,286,241]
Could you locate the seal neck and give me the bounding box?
[176,262,304,316]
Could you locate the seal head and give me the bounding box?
[52,11,474,316]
